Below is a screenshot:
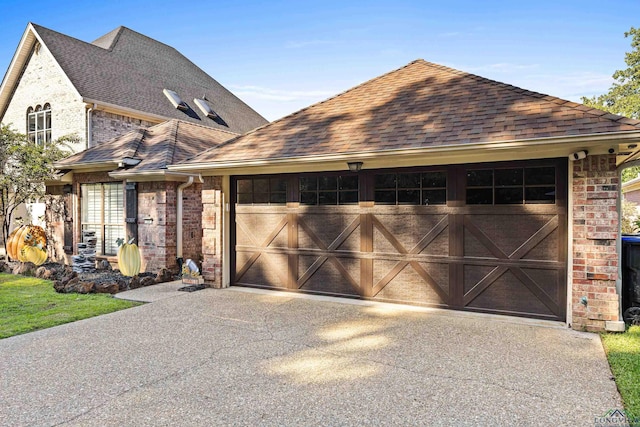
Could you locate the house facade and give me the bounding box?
[4,23,638,332]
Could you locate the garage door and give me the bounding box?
[232,159,567,321]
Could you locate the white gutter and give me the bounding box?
[86,103,96,149]
[168,130,640,172]
[176,174,204,260]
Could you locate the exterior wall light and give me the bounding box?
[144,217,154,225]
[347,161,363,172]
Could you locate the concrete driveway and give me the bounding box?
[0,287,621,426]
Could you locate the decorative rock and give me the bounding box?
[35,266,54,280]
[97,260,112,271]
[75,281,95,294]
[94,282,119,294]
[13,262,37,276]
[117,278,129,292]
[72,231,97,273]
[0,261,10,273]
[53,271,79,293]
[128,276,141,290]
[155,268,175,283]
[140,276,156,287]
[62,277,80,293]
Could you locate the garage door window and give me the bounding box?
[374,171,446,205]
[466,166,555,205]
[237,177,287,204]
[300,175,358,205]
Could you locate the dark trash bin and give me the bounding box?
[621,235,640,325]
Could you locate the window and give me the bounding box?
[466,166,556,205]
[300,175,358,205]
[26,103,52,147]
[236,177,287,204]
[81,183,125,255]
[374,171,446,205]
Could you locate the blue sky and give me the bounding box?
[1,0,639,121]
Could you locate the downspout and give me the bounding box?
[176,175,203,270]
[86,103,96,149]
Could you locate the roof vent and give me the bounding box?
[193,98,218,119]
[163,89,188,111]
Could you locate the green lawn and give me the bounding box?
[602,326,640,424]
[0,272,141,339]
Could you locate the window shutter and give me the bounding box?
[125,182,138,243]
[63,185,73,254]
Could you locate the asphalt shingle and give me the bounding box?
[32,24,268,134]
[184,59,640,165]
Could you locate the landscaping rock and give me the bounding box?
[13,262,37,276]
[97,260,112,271]
[155,268,175,283]
[74,281,95,294]
[0,261,10,273]
[93,282,119,294]
[53,271,79,293]
[35,266,54,280]
[140,276,156,287]
[128,276,141,290]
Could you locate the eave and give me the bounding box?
[168,130,640,176]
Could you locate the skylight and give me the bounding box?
[193,98,218,119]
[163,89,188,111]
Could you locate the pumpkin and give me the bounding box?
[7,225,47,261]
[117,238,141,277]
[19,245,47,266]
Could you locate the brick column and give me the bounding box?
[571,154,620,331]
[202,177,224,287]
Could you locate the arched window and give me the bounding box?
[26,103,51,146]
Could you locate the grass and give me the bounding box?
[602,325,640,424]
[0,273,141,339]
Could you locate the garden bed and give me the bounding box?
[0,260,179,295]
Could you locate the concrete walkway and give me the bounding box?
[0,287,621,426]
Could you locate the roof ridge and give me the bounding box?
[417,60,640,128]
[168,120,179,167]
[130,127,147,158]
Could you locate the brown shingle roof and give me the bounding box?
[29,24,268,133]
[55,120,237,173]
[184,59,640,164]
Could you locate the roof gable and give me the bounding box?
[1,23,268,134]
[183,59,640,165]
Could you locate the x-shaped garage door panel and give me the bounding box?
[462,215,561,315]
[371,215,449,302]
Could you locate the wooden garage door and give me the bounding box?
[232,159,567,321]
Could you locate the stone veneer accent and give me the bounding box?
[571,154,620,331]
[201,177,224,287]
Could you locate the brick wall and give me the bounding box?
[201,177,224,287]
[91,110,158,147]
[137,181,203,273]
[571,154,620,331]
[1,43,87,153]
[138,182,171,272]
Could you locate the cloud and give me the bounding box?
[229,85,336,102]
